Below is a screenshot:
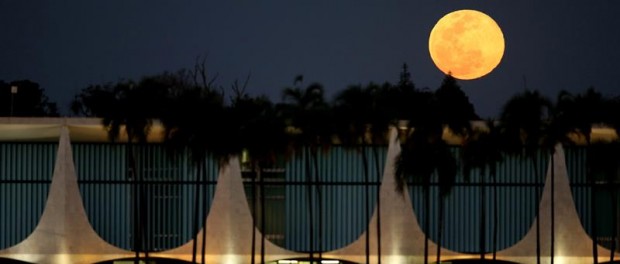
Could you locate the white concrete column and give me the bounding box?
[0,126,132,264]
[326,127,463,264]
[498,144,611,263]
[156,156,302,263]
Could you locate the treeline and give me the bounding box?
[68,64,479,143]
[68,63,620,263]
[0,80,58,117]
[68,63,620,147]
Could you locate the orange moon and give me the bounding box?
[429,9,505,80]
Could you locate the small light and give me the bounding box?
[241,149,249,164]
[11,86,18,94]
[321,261,340,264]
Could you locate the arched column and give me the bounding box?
[498,144,611,263]
[0,126,132,264]
[326,128,467,263]
[155,156,302,263]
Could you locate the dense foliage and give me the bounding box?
[69,63,620,263]
[0,80,58,117]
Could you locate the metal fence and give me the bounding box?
[243,146,386,252]
[73,143,219,252]
[565,146,620,251]
[0,143,618,254]
[408,148,547,253]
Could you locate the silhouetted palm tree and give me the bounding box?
[500,90,552,264]
[435,74,477,135]
[366,82,395,264]
[333,84,376,264]
[72,76,174,263]
[463,120,503,260]
[396,125,457,264]
[433,74,475,262]
[588,142,620,262]
[554,88,608,263]
[608,96,620,140]
[281,82,332,262]
[96,81,150,264]
[395,75,465,263]
[104,82,154,264]
[161,80,231,264]
[230,87,288,264]
[606,97,620,260]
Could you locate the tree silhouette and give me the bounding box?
[396,123,457,264]
[161,71,229,264]
[554,87,610,263]
[395,73,470,263]
[588,142,620,262]
[63,60,620,264]
[333,83,376,264]
[433,74,475,263]
[500,90,552,264]
[1,80,58,117]
[435,74,478,136]
[605,96,620,261]
[230,83,288,264]
[73,78,167,263]
[366,82,394,264]
[70,84,115,117]
[281,82,332,262]
[462,120,503,260]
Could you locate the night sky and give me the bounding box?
[1,1,619,118]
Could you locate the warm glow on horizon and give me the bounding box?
[429,9,505,80]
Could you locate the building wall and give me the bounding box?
[0,119,618,263]
[0,143,56,249]
[73,143,219,251]
[1,142,618,255]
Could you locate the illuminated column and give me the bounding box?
[0,126,132,264]
[325,127,462,264]
[155,156,302,263]
[497,144,611,264]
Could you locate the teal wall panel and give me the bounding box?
[3,140,617,255]
[408,147,548,253]
[565,146,620,251]
[0,143,56,250]
[73,143,219,252]
[278,146,386,252]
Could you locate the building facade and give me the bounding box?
[0,118,618,263]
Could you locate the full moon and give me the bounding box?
[429,9,505,80]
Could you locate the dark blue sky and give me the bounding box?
[1,1,619,117]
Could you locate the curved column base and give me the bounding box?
[0,126,131,264]
[327,128,463,264]
[158,156,302,263]
[498,144,612,264]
